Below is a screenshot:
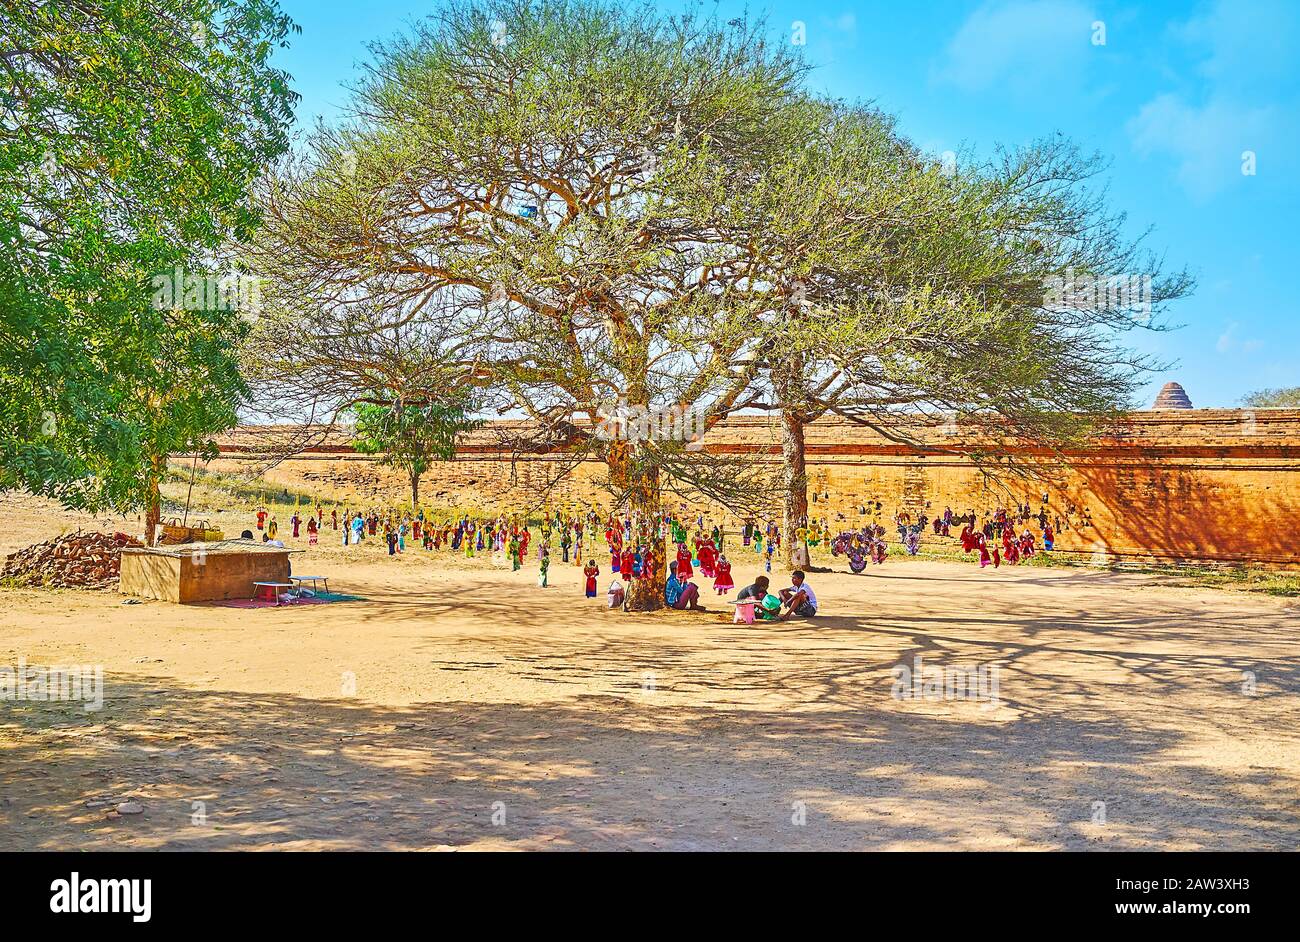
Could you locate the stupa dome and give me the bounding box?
[1152,382,1193,409]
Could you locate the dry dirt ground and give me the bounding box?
[1,493,1297,851]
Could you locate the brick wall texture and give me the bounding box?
[202,409,1300,567]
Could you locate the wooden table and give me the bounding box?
[252,581,294,604]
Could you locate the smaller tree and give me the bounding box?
[1242,387,1300,409]
[136,304,251,545]
[351,399,480,507]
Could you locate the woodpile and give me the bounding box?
[1,531,143,589]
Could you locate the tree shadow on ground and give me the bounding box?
[1,669,1295,851]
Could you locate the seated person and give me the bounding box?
[757,591,783,621]
[778,570,818,619]
[665,561,705,611]
[735,575,770,602]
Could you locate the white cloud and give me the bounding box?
[1127,0,1299,200]
[799,10,859,53]
[1215,327,1232,353]
[1126,94,1272,200]
[1176,0,1300,92]
[932,0,1095,91]
[1216,322,1263,354]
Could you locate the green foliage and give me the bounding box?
[742,110,1194,455]
[1242,387,1300,409]
[247,0,1192,594]
[350,399,481,500]
[251,0,805,514]
[0,0,299,511]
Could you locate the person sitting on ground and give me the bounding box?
[665,560,706,611]
[735,575,782,620]
[779,570,818,619]
[735,575,770,603]
[758,590,783,621]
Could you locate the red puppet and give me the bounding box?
[675,543,693,579]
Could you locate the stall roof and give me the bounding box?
[122,539,303,557]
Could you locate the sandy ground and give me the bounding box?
[1,493,1298,851]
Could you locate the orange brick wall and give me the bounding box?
[202,409,1300,567]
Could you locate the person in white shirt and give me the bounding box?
[779,570,818,619]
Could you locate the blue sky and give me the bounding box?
[273,0,1299,408]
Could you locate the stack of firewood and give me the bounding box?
[1,531,142,589]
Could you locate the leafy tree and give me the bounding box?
[735,119,1193,565]
[250,0,795,608]
[237,270,492,457]
[351,398,482,507]
[0,0,298,537]
[1242,387,1300,409]
[248,0,1194,601]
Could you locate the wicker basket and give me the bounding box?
[189,519,223,542]
[160,518,191,544]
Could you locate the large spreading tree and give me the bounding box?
[249,0,806,607]
[0,0,298,539]
[247,0,1192,600]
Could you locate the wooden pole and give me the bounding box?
[182,453,199,526]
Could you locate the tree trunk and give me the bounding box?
[144,495,161,547]
[410,470,420,509]
[772,340,811,571]
[626,462,665,612]
[780,405,810,570]
[143,450,166,546]
[607,436,665,611]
